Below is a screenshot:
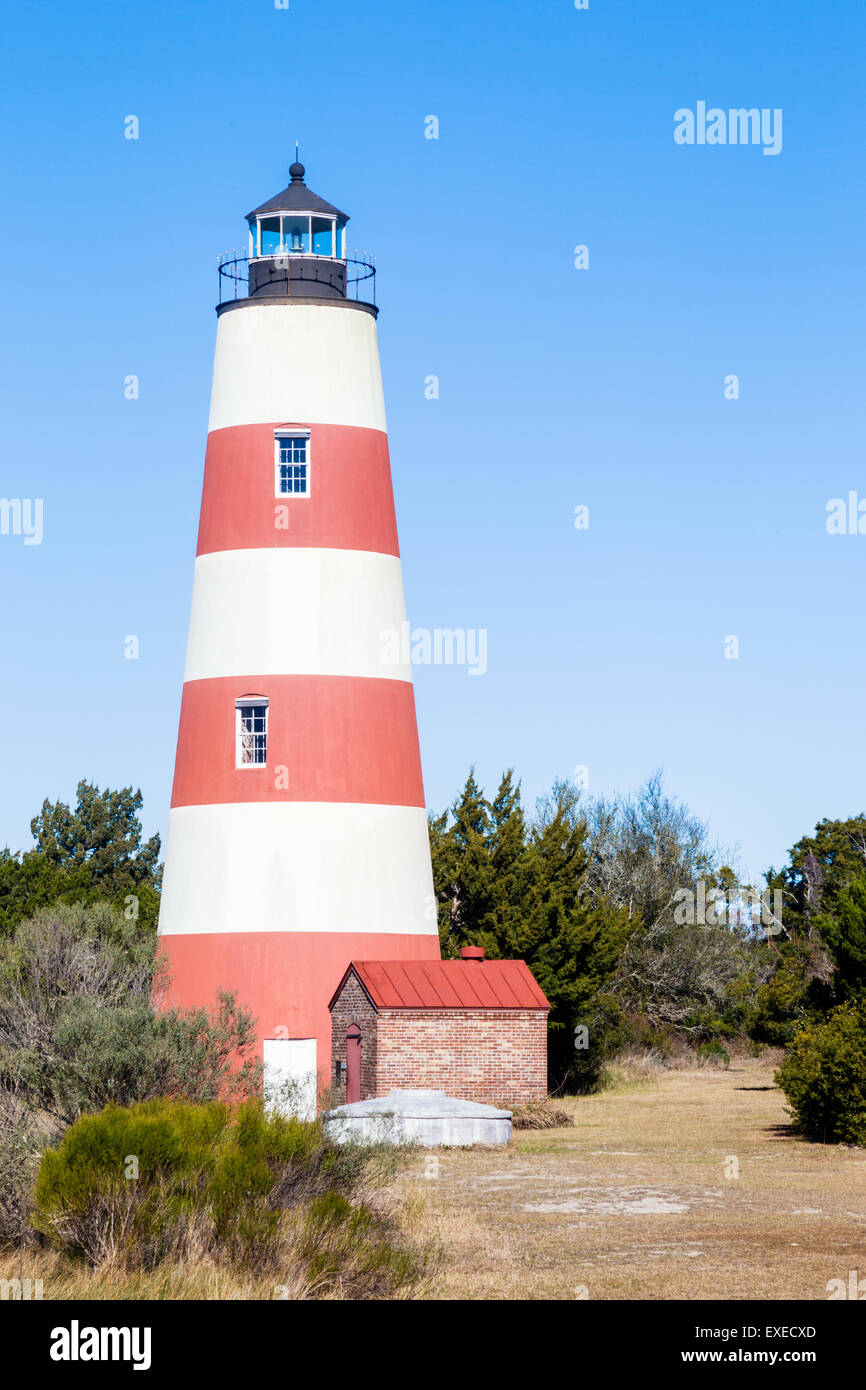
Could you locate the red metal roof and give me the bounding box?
[331,959,550,1011]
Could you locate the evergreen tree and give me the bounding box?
[755,816,866,1035]
[518,787,633,1082]
[428,771,635,1085]
[30,781,161,892]
[485,769,528,952]
[0,782,162,938]
[818,874,866,999]
[438,770,495,955]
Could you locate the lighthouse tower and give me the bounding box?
[158,162,441,1108]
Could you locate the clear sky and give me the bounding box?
[1,0,864,884]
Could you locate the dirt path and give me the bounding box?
[403,1061,866,1300]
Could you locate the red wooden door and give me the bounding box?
[346,1026,362,1103]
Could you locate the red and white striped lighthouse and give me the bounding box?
[158,161,441,1108]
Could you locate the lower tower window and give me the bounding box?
[235,696,268,767]
[275,430,311,497]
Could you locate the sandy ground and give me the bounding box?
[400,1060,866,1300]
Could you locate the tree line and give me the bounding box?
[430,768,866,1088]
[1,772,865,1101]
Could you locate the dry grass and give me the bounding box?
[0,1220,435,1302]
[510,1099,574,1131]
[0,1247,312,1300]
[396,1058,866,1300]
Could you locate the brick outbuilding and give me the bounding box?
[328,947,550,1107]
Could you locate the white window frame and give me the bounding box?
[274,428,311,499]
[235,696,269,770]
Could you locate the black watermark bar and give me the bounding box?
[5,1298,859,1378]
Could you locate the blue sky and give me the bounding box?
[1,0,864,883]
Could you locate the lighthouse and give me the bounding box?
[158,161,441,1112]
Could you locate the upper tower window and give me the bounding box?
[235,697,268,768]
[275,430,311,497]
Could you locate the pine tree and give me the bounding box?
[517,788,633,1080]
[481,770,527,956]
[441,770,495,955]
[819,874,866,998]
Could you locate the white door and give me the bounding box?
[263,1038,317,1120]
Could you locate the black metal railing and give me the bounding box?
[217,250,376,306]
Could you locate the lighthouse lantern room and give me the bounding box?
[245,160,350,300]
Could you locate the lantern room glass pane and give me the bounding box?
[335,220,346,258]
[283,216,310,253]
[311,217,334,256]
[260,217,280,255]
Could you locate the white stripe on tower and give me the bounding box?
[183,549,413,683]
[208,302,387,432]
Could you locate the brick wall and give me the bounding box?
[375,1009,548,1105]
[330,973,378,1100]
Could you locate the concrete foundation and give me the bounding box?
[323,1088,512,1147]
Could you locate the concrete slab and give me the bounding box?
[324,1088,512,1147]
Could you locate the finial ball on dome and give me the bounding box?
[290,161,306,182]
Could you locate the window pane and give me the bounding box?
[282,216,310,253]
[238,703,267,765]
[278,437,306,463]
[311,217,333,255]
[261,217,280,255]
[278,463,308,494]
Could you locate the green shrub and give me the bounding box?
[749,940,831,1045]
[32,1098,432,1295]
[33,1099,229,1266]
[298,1190,430,1297]
[697,1041,730,1068]
[776,999,866,1145]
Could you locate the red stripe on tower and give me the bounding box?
[197,423,400,557]
[171,676,425,809]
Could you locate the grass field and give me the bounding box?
[398,1058,866,1300]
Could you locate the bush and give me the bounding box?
[776,999,866,1145]
[0,904,261,1125]
[298,1190,429,1297]
[749,941,824,1045]
[697,1041,731,1069]
[566,995,630,1094]
[32,1098,432,1296]
[0,1111,43,1247]
[619,1013,680,1058]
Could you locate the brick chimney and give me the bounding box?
[459,945,485,963]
